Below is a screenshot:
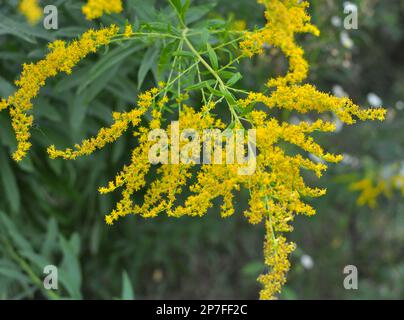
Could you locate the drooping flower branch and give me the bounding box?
[0,0,386,299]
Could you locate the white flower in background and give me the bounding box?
[342,59,352,68]
[341,153,360,167]
[340,31,354,49]
[396,101,404,111]
[331,16,342,27]
[301,254,314,270]
[367,93,383,107]
[332,85,348,98]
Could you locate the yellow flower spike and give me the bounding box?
[82,0,123,20]
[240,0,319,86]
[258,232,296,300]
[19,0,43,25]
[240,84,386,125]
[47,107,146,160]
[2,25,119,161]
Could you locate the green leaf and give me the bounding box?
[0,212,31,252]
[181,0,191,22]
[138,46,159,89]
[0,150,20,213]
[206,43,219,70]
[20,251,50,271]
[129,0,158,21]
[78,43,146,94]
[226,72,243,86]
[0,266,29,284]
[185,80,216,91]
[0,76,14,97]
[206,84,223,97]
[170,0,184,16]
[185,3,216,24]
[172,50,195,58]
[0,13,53,43]
[69,94,88,131]
[41,218,58,258]
[59,234,82,299]
[0,115,17,149]
[121,271,135,300]
[82,64,120,104]
[241,261,265,277]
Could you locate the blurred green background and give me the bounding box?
[0,0,403,299]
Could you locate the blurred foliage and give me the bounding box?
[0,0,403,299]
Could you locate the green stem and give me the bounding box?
[182,29,241,124]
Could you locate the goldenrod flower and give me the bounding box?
[47,87,160,161]
[124,25,134,38]
[19,0,42,25]
[350,170,404,208]
[42,0,386,300]
[232,19,247,31]
[0,0,387,300]
[1,25,119,161]
[350,178,387,208]
[47,108,146,160]
[82,0,123,20]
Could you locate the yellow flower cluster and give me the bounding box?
[240,0,319,87]
[237,0,386,299]
[350,178,388,208]
[239,85,386,125]
[0,25,119,161]
[90,102,344,299]
[47,108,146,160]
[232,20,247,31]
[350,174,404,208]
[47,87,161,161]
[102,106,227,223]
[1,0,387,300]
[124,25,134,38]
[258,233,296,300]
[19,0,42,25]
[82,0,123,20]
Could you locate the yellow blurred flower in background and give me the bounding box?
[19,0,42,25]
